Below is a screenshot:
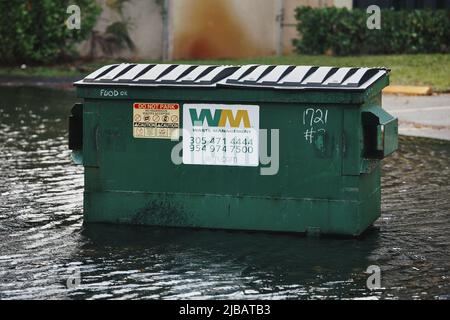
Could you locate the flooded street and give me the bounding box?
[0,87,449,300]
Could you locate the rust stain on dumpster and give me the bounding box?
[172,0,262,59]
[133,199,191,226]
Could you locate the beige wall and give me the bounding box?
[334,0,353,8]
[169,0,278,60]
[79,0,164,60]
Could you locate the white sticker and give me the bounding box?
[133,102,179,139]
[183,104,259,167]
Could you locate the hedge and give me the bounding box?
[0,0,100,64]
[293,7,450,56]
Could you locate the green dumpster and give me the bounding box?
[70,63,398,236]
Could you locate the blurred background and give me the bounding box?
[83,0,450,60]
[0,0,448,93]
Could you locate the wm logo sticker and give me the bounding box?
[189,108,251,128]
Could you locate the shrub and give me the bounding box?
[0,0,100,64]
[293,7,450,55]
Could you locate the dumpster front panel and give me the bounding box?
[72,64,396,236]
[82,97,347,197]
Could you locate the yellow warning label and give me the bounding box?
[133,102,180,139]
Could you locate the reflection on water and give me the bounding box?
[0,87,449,300]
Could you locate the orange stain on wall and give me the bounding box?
[172,0,263,59]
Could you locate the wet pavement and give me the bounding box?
[383,94,450,141]
[0,86,449,300]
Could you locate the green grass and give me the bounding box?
[1,54,449,92]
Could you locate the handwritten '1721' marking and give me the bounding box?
[302,108,328,144]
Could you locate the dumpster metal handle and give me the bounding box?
[68,103,83,165]
[83,112,100,167]
[362,106,398,160]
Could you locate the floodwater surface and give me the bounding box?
[0,87,449,300]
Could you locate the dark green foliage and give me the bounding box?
[0,0,100,64]
[293,7,450,55]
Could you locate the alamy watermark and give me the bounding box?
[66,5,81,30]
[170,129,280,176]
[367,5,381,30]
[366,265,381,290]
[66,267,81,289]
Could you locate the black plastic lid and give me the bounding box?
[75,63,389,91]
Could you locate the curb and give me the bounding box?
[383,85,433,96]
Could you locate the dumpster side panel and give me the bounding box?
[357,183,381,235]
[82,102,100,167]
